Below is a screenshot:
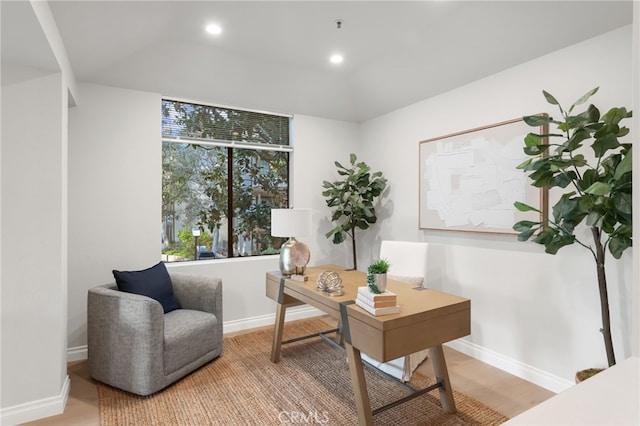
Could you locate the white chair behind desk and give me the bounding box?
[362,240,430,382]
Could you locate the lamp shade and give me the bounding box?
[271,208,312,237]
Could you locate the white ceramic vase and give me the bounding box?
[373,273,387,292]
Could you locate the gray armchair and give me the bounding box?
[88,272,222,396]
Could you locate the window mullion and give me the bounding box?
[227,147,234,258]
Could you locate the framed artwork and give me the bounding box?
[419,117,547,234]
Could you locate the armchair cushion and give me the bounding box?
[113,262,180,313]
[163,309,220,375]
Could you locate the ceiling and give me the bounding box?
[2,1,634,122]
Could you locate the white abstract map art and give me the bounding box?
[419,118,546,234]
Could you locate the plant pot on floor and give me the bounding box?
[575,368,604,383]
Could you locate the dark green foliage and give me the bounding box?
[513,88,632,260]
[513,88,632,368]
[367,258,390,274]
[322,154,388,270]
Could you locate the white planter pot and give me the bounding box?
[373,273,387,292]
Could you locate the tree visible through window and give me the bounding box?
[161,99,291,261]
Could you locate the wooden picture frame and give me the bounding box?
[419,117,547,234]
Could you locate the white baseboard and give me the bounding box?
[66,305,324,362]
[65,309,572,394]
[67,345,88,363]
[223,305,324,334]
[446,338,574,393]
[0,375,70,426]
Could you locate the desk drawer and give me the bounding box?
[349,306,470,362]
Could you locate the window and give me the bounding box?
[161,99,291,262]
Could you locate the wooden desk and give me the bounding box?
[266,265,471,425]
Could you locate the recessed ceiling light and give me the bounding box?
[206,24,222,35]
[330,54,344,64]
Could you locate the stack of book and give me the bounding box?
[355,286,400,316]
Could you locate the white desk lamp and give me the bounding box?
[271,208,312,280]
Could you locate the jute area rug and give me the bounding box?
[98,318,509,425]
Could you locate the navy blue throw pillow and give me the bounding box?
[113,262,180,313]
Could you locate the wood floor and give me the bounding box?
[21,317,554,425]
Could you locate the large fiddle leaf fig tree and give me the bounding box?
[513,88,632,367]
[322,153,388,270]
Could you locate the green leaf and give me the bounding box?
[530,172,556,188]
[601,213,617,234]
[324,225,341,239]
[592,133,619,158]
[523,115,552,127]
[552,193,578,223]
[528,164,551,181]
[613,147,632,180]
[332,231,345,245]
[526,158,548,172]
[571,87,599,109]
[542,91,559,105]
[578,195,595,210]
[585,104,601,123]
[586,211,603,227]
[553,172,575,188]
[514,201,541,213]
[349,153,357,165]
[523,145,543,156]
[612,223,633,238]
[571,154,587,168]
[584,182,611,196]
[579,169,598,191]
[533,227,556,245]
[517,228,537,242]
[602,107,632,126]
[544,234,576,254]
[513,220,538,232]
[524,133,543,147]
[609,235,632,259]
[516,158,533,170]
[613,192,632,215]
[562,128,590,152]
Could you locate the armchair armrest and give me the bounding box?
[87,284,165,394]
[170,272,222,316]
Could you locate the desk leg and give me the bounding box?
[335,318,345,346]
[429,344,456,413]
[345,343,373,426]
[270,303,286,363]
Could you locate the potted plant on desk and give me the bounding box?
[367,258,390,294]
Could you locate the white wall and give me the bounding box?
[1,72,69,423]
[67,83,161,350]
[358,26,634,391]
[632,0,640,359]
[67,88,359,350]
[291,114,361,268]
